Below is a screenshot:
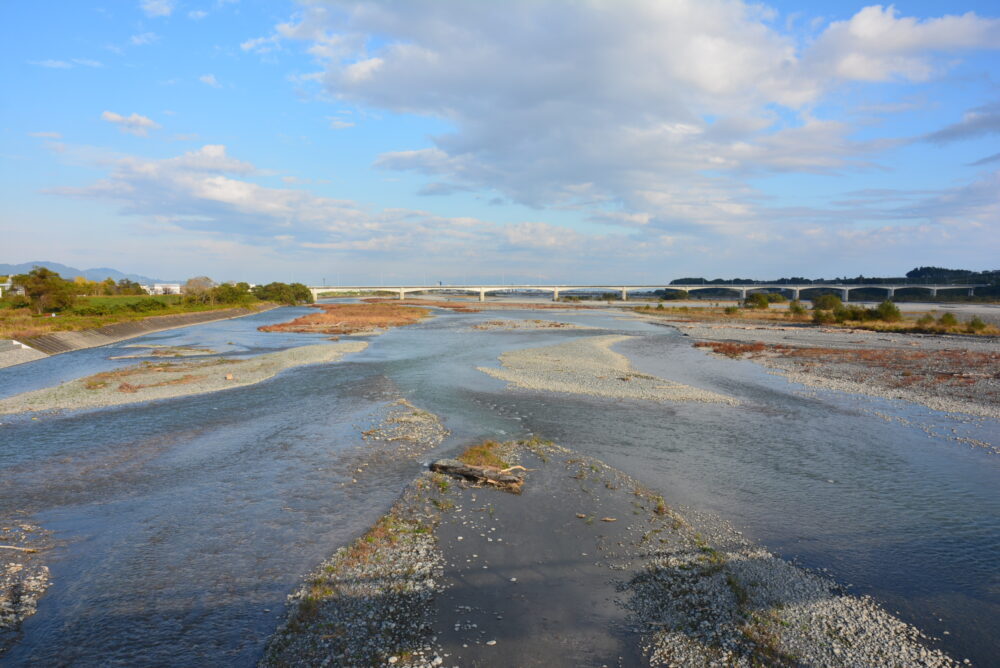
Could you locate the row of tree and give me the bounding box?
[671,267,1000,286]
[4,267,314,314]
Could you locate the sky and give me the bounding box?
[2,0,999,285]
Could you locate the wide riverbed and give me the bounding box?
[1,303,998,665]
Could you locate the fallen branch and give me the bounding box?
[0,545,39,553]
[431,459,527,493]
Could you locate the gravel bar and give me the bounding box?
[478,334,739,404]
[0,342,368,415]
[262,437,961,666]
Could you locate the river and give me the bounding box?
[1,303,998,666]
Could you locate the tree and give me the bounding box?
[183,276,216,295]
[811,293,842,311]
[744,293,770,309]
[12,266,77,313]
[116,278,146,295]
[875,300,902,322]
[251,282,313,305]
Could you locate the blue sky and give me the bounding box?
[2,1,998,284]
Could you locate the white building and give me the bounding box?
[142,283,182,295]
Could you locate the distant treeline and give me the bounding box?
[670,267,1000,286]
[3,267,314,314]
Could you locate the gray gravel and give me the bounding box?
[262,435,960,666]
[0,520,52,656]
[260,475,450,668]
[645,317,1000,419]
[0,343,46,370]
[478,334,739,405]
[0,342,368,415]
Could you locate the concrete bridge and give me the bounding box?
[308,283,986,303]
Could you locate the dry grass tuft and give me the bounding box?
[457,440,511,469]
[694,341,767,358]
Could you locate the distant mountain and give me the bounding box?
[0,261,167,284]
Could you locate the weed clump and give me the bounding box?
[458,440,511,469]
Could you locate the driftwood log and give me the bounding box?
[430,459,527,493]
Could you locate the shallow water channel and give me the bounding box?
[1,304,998,666]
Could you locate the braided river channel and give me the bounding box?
[1,303,998,666]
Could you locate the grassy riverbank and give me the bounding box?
[0,296,275,341]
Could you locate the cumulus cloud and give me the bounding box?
[101,111,162,136]
[246,0,998,238]
[806,5,1000,82]
[29,131,62,139]
[141,0,175,18]
[199,73,221,87]
[47,144,620,270]
[45,143,1000,278]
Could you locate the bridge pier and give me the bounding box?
[886,287,895,299]
[841,288,850,302]
[479,288,485,303]
[791,288,800,300]
[739,288,747,300]
[621,288,628,301]
[968,288,975,297]
[930,288,938,298]
[552,288,560,301]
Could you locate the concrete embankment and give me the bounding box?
[0,306,276,369]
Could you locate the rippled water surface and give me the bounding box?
[1,304,997,665]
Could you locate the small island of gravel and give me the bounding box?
[478,334,739,404]
[0,342,367,415]
[263,437,959,667]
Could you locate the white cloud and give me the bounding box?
[44,143,1000,278]
[188,10,208,20]
[252,0,1000,240]
[29,131,62,139]
[807,6,1000,82]
[101,111,162,136]
[327,117,355,130]
[140,0,175,18]
[29,58,103,69]
[199,74,221,87]
[29,59,72,68]
[130,32,159,46]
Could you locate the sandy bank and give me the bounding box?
[478,334,738,404]
[264,439,959,667]
[0,342,367,415]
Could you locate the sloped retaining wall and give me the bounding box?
[19,306,276,357]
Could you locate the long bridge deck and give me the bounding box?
[308,283,986,302]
